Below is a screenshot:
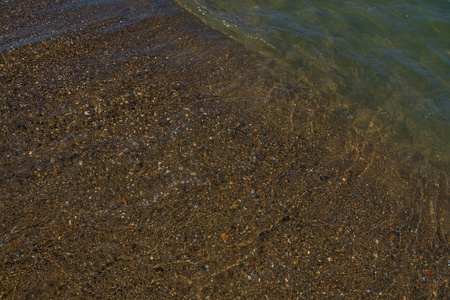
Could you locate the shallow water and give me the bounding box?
[0,0,448,298]
[0,0,447,239]
[177,0,450,169]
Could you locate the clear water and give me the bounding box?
[177,0,450,168]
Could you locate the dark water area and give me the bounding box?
[0,0,448,298]
[177,0,450,172]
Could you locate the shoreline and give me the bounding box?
[1,0,448,298]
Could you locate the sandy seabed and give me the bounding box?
[0,0,448,298]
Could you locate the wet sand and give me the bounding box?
[0,0,448,298]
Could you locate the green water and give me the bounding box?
[178,0,450,169]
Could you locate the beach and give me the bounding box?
[0,0,448,298]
